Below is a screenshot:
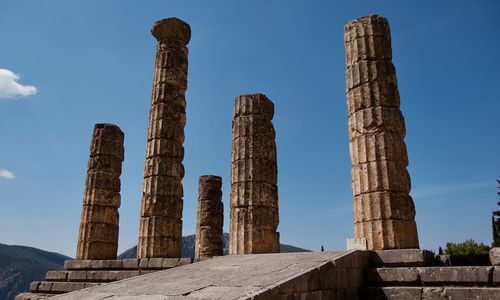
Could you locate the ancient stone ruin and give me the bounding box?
[344,15,419,250]
[229,93,280,254]
[195,175,224,260]
[138,17,191,259]
[76,123,124,260]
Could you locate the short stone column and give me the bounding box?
[137,18,191,258]
[344,15,419,249]
[195,175,223,260]
[76,123,124,260]
[229,93,280,254]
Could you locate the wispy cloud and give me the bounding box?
[0,68,37,100]
[0,169,15,179]
[411,181,492,198]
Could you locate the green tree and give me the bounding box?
[492,179,500,247]
[445,239,490,255]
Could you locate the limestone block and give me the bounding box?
[67,271,87,282]
[230,182,278,208]
[142,176,183,197]
[121,259,139,269]
[231,136,277,161]
[230,207,279,230]
[147,258,164,269]
[137,235,182,258]
[149,103,186,125]
[145,138,184,159]
[355,219,419,249]
[349,132,407,166]
[143,157,184,178]
[161,258,180,268]
[84,171,121,192]
[351,160,411,196]
[418,266,492,285]
[83,188,121,207]
[365,267,419,284]
[80,205,119,224]
[490,247,500,266]
[233,93,274,119]
[147,118,185,143]
[346,81,399,116]
[353,192,415,223]
[232,116,276,139]
[45,271,68,281]
[231,158,278,184]
[346,60,397,91]
[361,287,422,300]
[78,223,119,242]
[140,194,183,218]
[138,215,182,237]
[348,106,405,140]
[34,282,52,293]
[369,249,434,267]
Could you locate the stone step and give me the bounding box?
[360,286,500,300]
[29,281,101,294]
[369,249,435,267]
[63,257,191,270]
[366,266,496,286]
[45,269,157,282]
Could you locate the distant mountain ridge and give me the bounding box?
[0,243,70,300]
[119,233,311,259]
[1,235,309,300]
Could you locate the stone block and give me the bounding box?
[145,138,184,159]
[178,257,191,265]
[139,258,149,269]
[361,286,422,300]
[140,194,183,218]
[35,282,53,293]
[345,60,397,91]
[351,160,411,196]
[50,282,87,293]
[346,81,399,116]
[86,271,111,282]
[347,238,367,250]
[356,220,419,250]
[230,182,278,208]
[148,257,164,269]
[45,271,68,281]
[490,247,500,266]
[232,115,276,139]
[418,266,492,285]
[233,93,274,119]
[121,259,139,269]
[64,259,92,270]
[142,176,183,197]
[493,267,500,286]
[278,268,320,293]
[231,136,277,161]
[28,281,40,292]
[366,267,419,285]
[115,271,140,281]
[370,249,434,267]
[161,258,180,268]
[83,188,121,207]
[442,287,500,299]
[67,271,87,282]
[231,158,278,184]
[143,157,185,178]
[353,192,415,223]
[15,292,52,300]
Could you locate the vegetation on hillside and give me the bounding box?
[444,239,490,255]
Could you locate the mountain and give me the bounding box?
[0,243,71,300]
[118,233,310,259]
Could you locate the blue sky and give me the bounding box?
[0,0,499,257]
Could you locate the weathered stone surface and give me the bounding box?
[50,251,368,299]
[76,123,124,260]
[345,15,419,250]
[490,247,500,266]
[369,249,434,267]
[418,266,492,285]
[195,176,223,260]
[138,18,190,259]
[493,267,500,286]
[361,287,422,300]
[229,94,280,255]
[15,292,52,300]
[365,267,420,285]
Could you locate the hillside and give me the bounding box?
[118,233,310,259]
[0,243,70,300]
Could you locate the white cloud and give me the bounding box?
[411,181,492,198]
[0,169,15,179]
[0,68,37,100]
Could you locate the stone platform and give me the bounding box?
[47,251,369,299]
[16,258,191,300]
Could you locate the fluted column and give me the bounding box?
[344,15,419,249]
[138,18,190,258]
[76,123,124,260]
[229,93,280,254]
[195,175,223,260]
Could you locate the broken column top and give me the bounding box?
[344,14,390,31]
[90,123,124,160]
[233,93,274,119]
[151,17,191,44]
[199,175,222,183]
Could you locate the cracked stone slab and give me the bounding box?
[51,251,365,299]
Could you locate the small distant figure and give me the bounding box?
[321,245,324,252]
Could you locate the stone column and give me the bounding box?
[344,15,419,249]
[229,93,280,254]
[76,123,124,260]
[137,18,190,258]
[195,175,223,260]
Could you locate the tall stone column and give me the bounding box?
[76,123,124,260]
[229,93,280,254]
[137,18,190,258]
[195,175,223,260]
[344,15,419,250]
